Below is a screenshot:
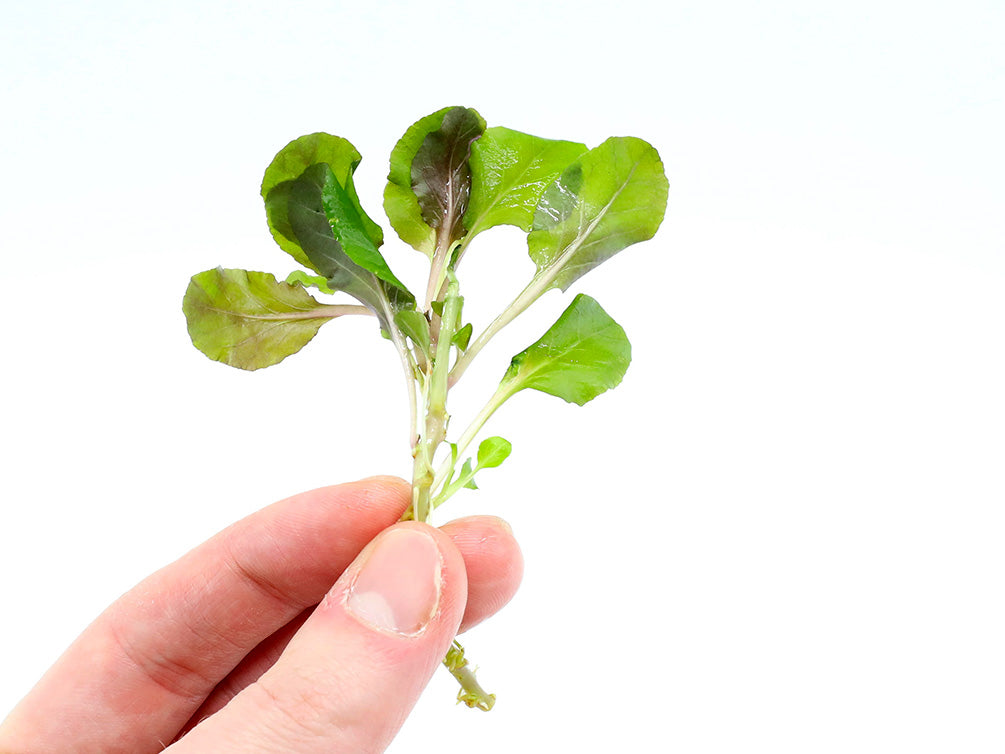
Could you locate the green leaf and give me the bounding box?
[383,106,485,255]
[453,322,473,352]
[285,270,335,295]
[394,309,431,358]
[267,163,414,322]
[477,436,512,469]
[384,107,453,255]
[466,127,587,237]
[262,132,383,248]
[318,165,411,293]
[527,137,668,292]
[183,268,348,371]
[460,458,479,490]
[411,107,485,247]
[500,294,631,405]
[269,164,382,303]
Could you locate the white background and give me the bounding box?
[2,1,1004,751]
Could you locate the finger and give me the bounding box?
[441,515,523,633]
[176,515,522,732]
[175,609,313,735]
[0,477,412,754]
[168,523,466,754]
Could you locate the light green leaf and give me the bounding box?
[394,309,431,358]
[477,436,512,469]
[466,127,587,237]
[262,132,383,249]
[528,137,668,292]
[461,458,479,490]
[500,294,631,405]
[453,322,473,352]
[285,270,335,295]
[183,268,350,371]
[383,106,485,255]
[435,438,510,508]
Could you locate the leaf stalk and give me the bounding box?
[448,270,547,387]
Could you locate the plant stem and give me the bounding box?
[430,382,510,497]
[423,228,455,312]
[429,275,461,413]
[443,641,495,711]
[416,244,498,709]
[411,274,462,522]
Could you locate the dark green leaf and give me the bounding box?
[262,132,383,247]
[267,163,414,323]
[183,268,349,371]
[453,322,473,352]
[384,108,453,255]
[263,180,318,273]
[411,107,485,247]
[528,137,668,292]
[477,436,512,469]
[273,164,382,302]
[383,106,485,255]
[500,294,631,405]
[466,127,587,237]
[318,165,410,292]
[285,270,335,295]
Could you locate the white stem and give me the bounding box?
[423,237,451,312]
[378,296,420,449]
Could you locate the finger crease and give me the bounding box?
[221,539,307,614]
[107,615,216,704]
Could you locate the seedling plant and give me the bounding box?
[183,106,668,709]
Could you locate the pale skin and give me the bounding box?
[0,476,523,753]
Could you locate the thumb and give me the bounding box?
[168,522,467,754]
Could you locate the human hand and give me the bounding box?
[0,477,523,753]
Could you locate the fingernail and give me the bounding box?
[346,527,442,636]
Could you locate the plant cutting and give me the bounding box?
[182,106,668,710]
